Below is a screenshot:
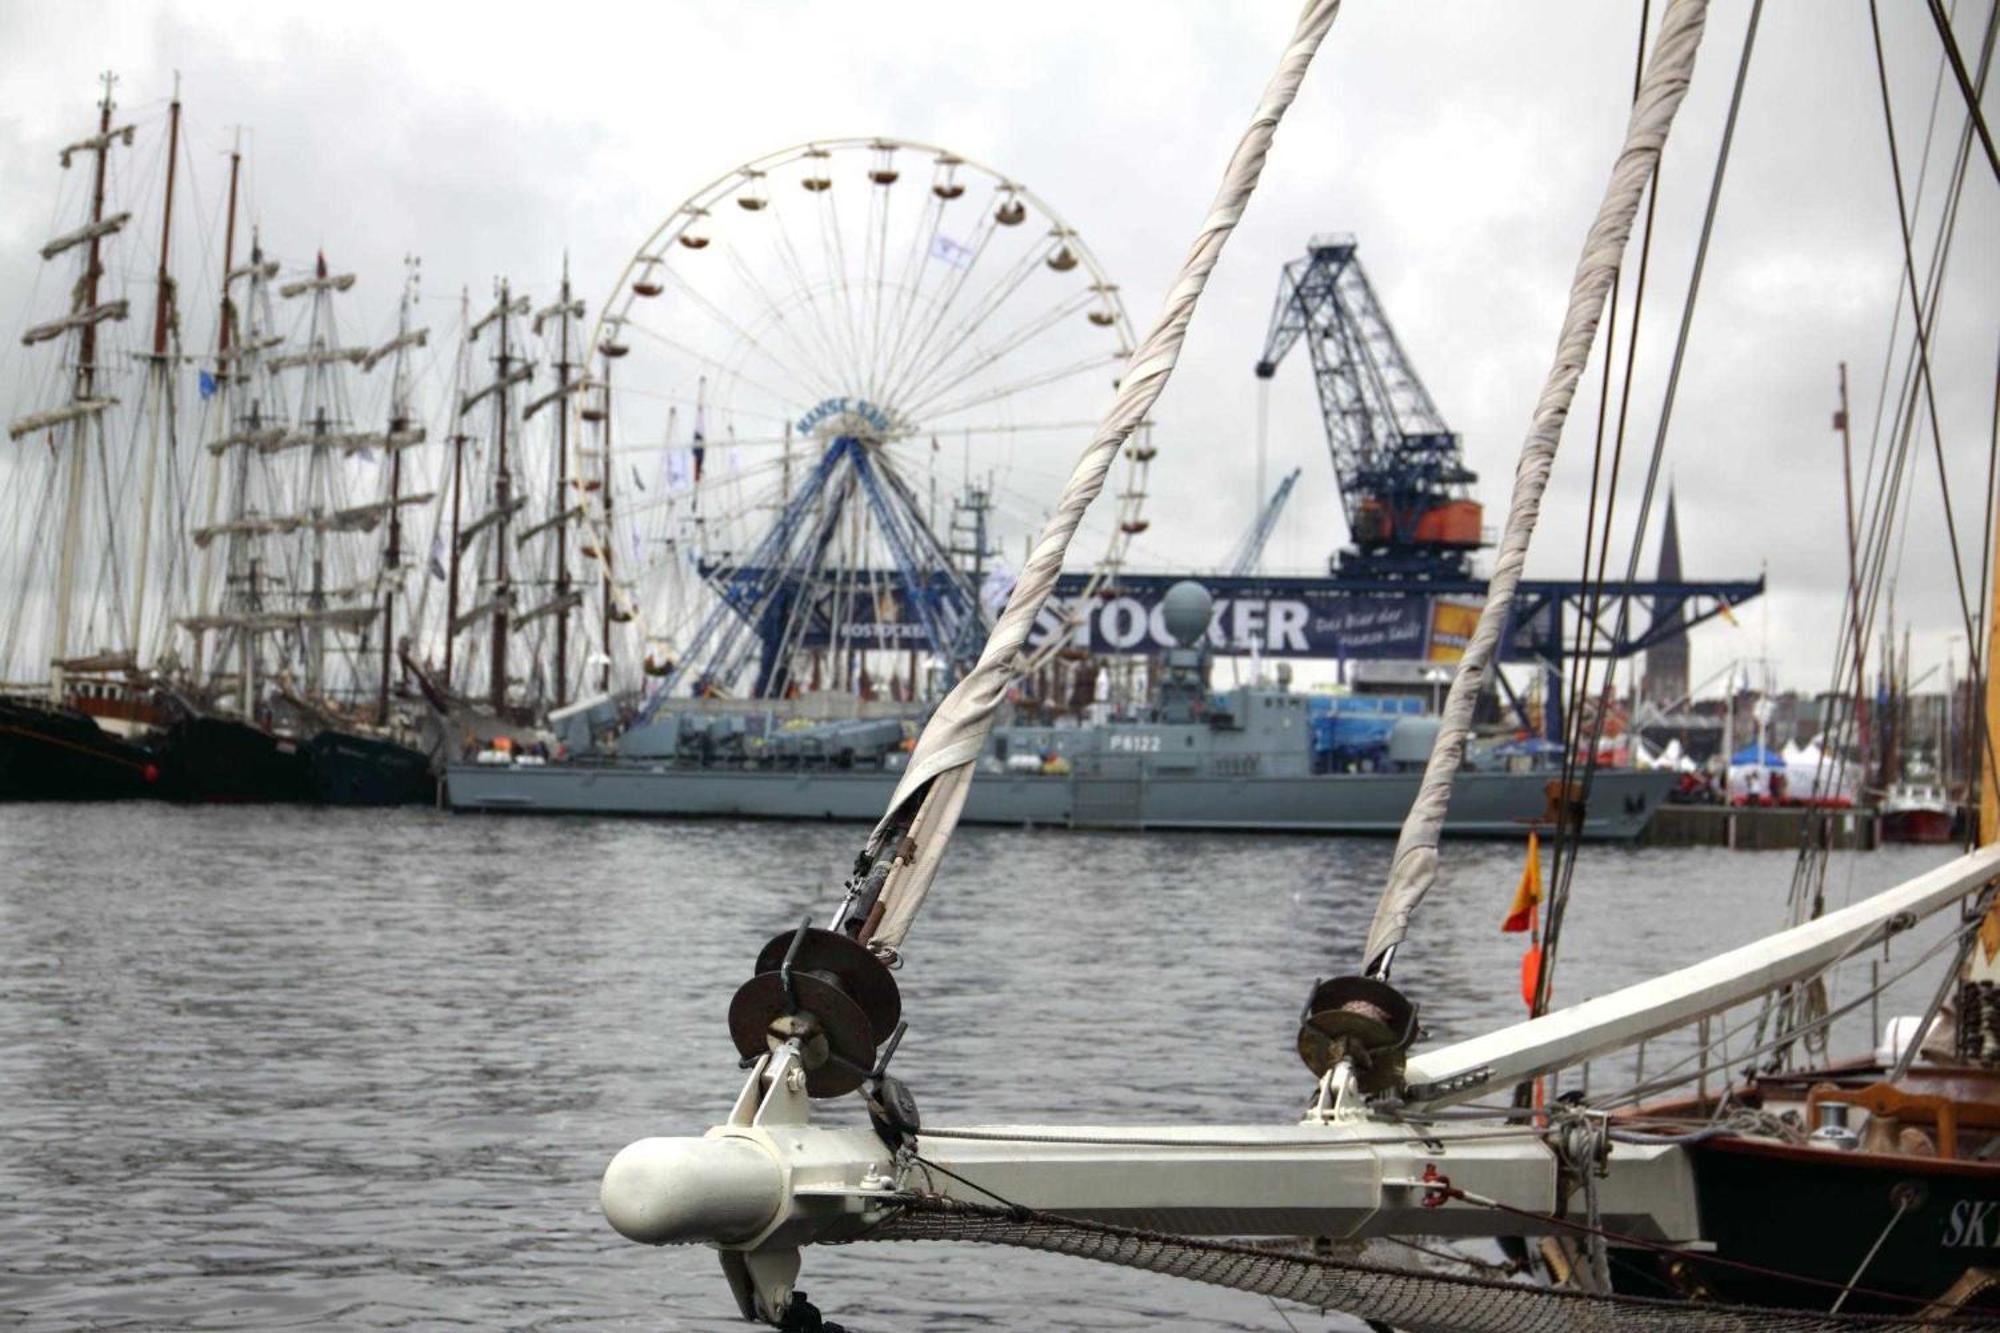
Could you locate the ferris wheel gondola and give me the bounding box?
[571,136,1154,704]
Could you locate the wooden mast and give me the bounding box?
[128,77,181,661]
[51,74,119,699]
[489,280,515,716]
[1983,368,2000,846]
[599,360,615,693]
[192,131,242,686]
[552,261,574,707]
[445,293,469,687]
[378,261,416,726]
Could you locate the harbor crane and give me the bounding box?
[1256,235,1481,580]
[1224,467,1301,576]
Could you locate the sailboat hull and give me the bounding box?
[304,730,436,806]
[160,714,313,804]
[0,695,164,800]
[1613,1133,2000,1315]
[1880,807,1958,844]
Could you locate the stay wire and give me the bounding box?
[1869,0,1999,804]
[1550,0,1653,916]
[1926,0,2000,184]
[1774,0,1993,947]
[1538,0,1764,1017]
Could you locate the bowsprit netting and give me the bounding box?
[845,1197,1971,1333]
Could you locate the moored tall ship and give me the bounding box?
[1,77,182,800]
[171,180,438,804]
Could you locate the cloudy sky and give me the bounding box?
[2,0,1995,695]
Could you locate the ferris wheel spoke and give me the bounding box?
[899,288,1099,418]
[912,349,1127,423]
[873,195,951,407]
[861,181,896,403]
[875,203,1006,409]
[770,206,862,393]
[654,268,827,411]
[602,378,796,428]
[722,246,849,405]
[814,191,867,391]
[882,233,1049,412]
[620,316,811,427]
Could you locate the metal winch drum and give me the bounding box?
[727,924,902,1098]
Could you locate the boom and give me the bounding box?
[1225,467,1300,576]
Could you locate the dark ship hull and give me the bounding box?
[0,694,165,800]
[161,713,312,803]
[305,729,436,806]
[1881,806,1958,845]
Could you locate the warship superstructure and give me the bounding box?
[446,583,1673,837]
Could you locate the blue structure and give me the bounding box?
[1256,235,1482,579]
[641,434,982,719]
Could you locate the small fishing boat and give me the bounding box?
[1880,780,1958,845]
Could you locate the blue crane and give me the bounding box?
[1225,467,1301,576]
[1255,235,1481,579]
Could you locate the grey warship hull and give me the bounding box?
[442,760,1674,839]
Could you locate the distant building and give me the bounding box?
[1642,487,1689,706]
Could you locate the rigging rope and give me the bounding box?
[1538,0,1764,1014]
[1926,0,2000,184]
[1547,0,1656,966]
[1361,0,1714,975]
[849,0,1346,955]
[851,1194,1962,1332]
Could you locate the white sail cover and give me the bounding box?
[1361,0,1712,973]
[860,0,1345,953]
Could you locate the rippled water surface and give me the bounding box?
[0,805,1960,1329]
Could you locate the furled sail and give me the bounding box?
[460,362,533,414]
[215,332,284,362]
[278,270,357,299]
[515,504,584,545]
[449,595,511,637]
[512,590,584,629]
[470,292,530,341]
[22,299,129,347]
[523,376,584,420]
[532,297,584,336]
[226,258,280,285]
[8,397,116,442]
[455,495,530,550]
[206,425,287,456]
[265,345,369,373]
[359,326,429,373]
[40,210,130,260]
[260,429,388,455]
[57,122,134,167]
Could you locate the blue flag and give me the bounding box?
[198,369,218,400]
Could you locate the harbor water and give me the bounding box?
[0,806,1961,1330]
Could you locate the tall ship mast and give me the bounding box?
[520,265,588,710]
[0,75,173,800]
[431,281,537,728]
[174,234,438,805]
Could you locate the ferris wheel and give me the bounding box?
[573,136,1153,701]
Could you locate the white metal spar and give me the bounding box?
[859,0,1347,954]
[1362,0,1713,976]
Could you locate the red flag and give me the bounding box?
[1501,831,1542,933]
